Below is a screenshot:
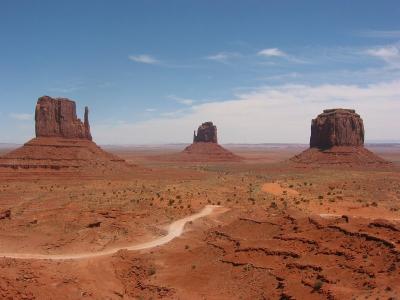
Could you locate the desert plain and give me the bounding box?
[0,142,399,300]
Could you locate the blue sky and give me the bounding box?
[1,0,399,144]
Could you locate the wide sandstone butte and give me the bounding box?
[290,109,389,166]
[180,122,242,162]
[0,96,132,176]
[35,96,92,140]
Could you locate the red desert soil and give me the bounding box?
[0,144,399,299]
[262,182,300,197]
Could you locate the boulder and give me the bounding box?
[35,96,92,140]
[0,209,11,220]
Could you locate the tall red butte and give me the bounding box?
[290,109,389,166]
[35,96,92,140]
[0,96,132,175]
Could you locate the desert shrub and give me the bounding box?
[147,266,156,276]
[313,280,323,291]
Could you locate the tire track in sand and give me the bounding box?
[0,205,222,260]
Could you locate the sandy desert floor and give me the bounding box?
[0,144,400,299]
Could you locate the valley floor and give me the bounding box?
[0,145,399,299]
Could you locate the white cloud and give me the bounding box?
[168,95,196,106]
[92,80,400,144]
[258,48,287,57]
[206,52,240,63]
[9,113,33,121]
[366,45,400,68]
[145,108,156,112]
[128,54,159,64]
[257,48,306,64]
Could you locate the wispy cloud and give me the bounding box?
[9,113,33,121]
[205,52,241,63]
[258,48,287,57]
[359,30,400,39]
[128,54,159,64]
[168,95,196,106]
[145,108,156,112]
[366,45,400,69]
[257,48,307,64]
[93,80,400,144]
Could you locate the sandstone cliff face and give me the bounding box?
[310,109,364,149]
[193,122,218,143]
[290,108,388,166]
[35,96,92,140]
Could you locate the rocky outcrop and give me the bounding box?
[153,121,241,162]
[35,96,92,140]
[290,109,389,167]
[193,122,218,143]
[0,96,134,176]
[310,109,364,149]
[0,209,11,220]
[176,121,241,161]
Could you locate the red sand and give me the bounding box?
[0,144,399,299]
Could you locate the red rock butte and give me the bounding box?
[180,122,242,162]
[151,121,242,162]
[35,96,92,140]
[0,96,132,176]
[193,121,218,143]
[310,109,364,149]
[290,109,389,167]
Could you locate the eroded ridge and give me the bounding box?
[196,208,400,299]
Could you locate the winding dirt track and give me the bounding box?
[0,205,221,261]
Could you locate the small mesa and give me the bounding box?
[151,121,242,162]
[193,121,218,143]
[181,122,242,162]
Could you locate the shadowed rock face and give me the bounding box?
[35,96,92,140]
[193,122,218,143]
[310,109,364,149]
